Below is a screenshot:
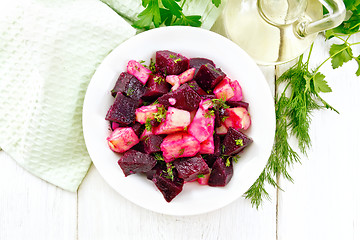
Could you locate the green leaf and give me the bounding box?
[313,73,332,93]
[325,29,336,39]
[344,0,360,11]
[174,15,202,27]
[133,0,161,29]
[142,0,150,7]
[329,43,353,69]
[133,9,154,29]
[342,14,360,32]
[355,56,360,76]
[212,0,221,8]
[161,0,182,18]
[159,8,173,26]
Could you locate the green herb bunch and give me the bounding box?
[133,0,221,29]
[244,1,360,208]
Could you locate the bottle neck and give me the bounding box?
[257,0,307,26]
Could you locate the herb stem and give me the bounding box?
[314,43,353,75]
[298,54,304,68]
[181,0,186,8]
[306,43,314,67]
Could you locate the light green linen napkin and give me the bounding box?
[0,0,222,192]
[0,0,136,191]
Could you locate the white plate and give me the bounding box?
[82,26,275,216]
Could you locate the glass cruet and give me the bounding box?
[211,0,346,65]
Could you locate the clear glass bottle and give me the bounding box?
[212,0,346,65]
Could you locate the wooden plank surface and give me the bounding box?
[3,32,359,240]
[277,35,360,240]
[0,151,77,240]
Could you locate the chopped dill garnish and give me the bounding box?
[225,156,231,167]
[149,58,156,73]
[212,98,229,111]
[154,152,164,162]
[165,162,175,181]
[178,148,185,156]
[221,115,229,122]
[204,110,215,118]
[235,139,243,146]
[153,106,167,122]
[153,75,164,84]
[145,118,152,131]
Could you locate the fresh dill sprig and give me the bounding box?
[244,47,338,208]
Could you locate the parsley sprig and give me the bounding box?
[244,1,360,208]
[133,0,221,29]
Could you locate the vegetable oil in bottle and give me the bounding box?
[212,0,345,65]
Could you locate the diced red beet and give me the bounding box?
[224,107,251,130]
[146,163,164,180]
[208,157,233,187]
[202,134,221,168]
[187,107,215,143]
[194,64,226,91]
[160,132,200,162]
[127,60,152,85]
[157,83,201,112]
[105,93,138,126]
[142,74,171,101]
[135,104,161,124]
[189,58,215,76]
[106,127,139,153]
[214,106,229,128]
[110,121,120,131]
[187,80,207,95]
[214,109,222,128]
[130,122,143,137]
[173,155,210,182]
[213,77,235,101]
[111,72,132,97]
[141,134,163,154]
[222,127,253,156]
[118,149,157,176]
[226,100,249,110]
[156,50,189,75]
[152,169,184,202]
[213,134,222,156]
[130,143,145,153]
[111,72,146,100]
[200,94,217,101]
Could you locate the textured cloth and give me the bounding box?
[0,0,222,191]
[0,0,136,191]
